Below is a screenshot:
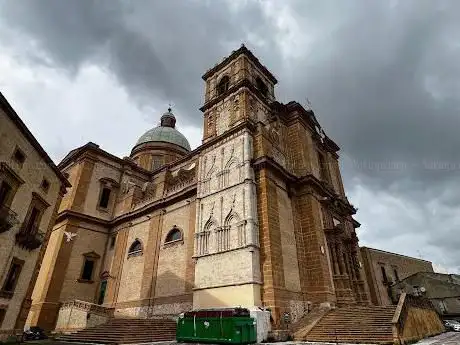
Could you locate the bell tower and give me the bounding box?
[193,45,277,310]
[200,44,277,142]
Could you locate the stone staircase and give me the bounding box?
[296,305,397,344]
[57,317,177,344]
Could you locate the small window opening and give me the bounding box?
[13,148,25,164]
[81,259,94,281]
[25,207,41,233]
[0,181,12,206]
[318,151,330,182]
[128,239,143,257]
[2,259,23,293]
[99,188,111,209]
[110,236,116,249]
[165,226,182,243]
[255,77,268,97]
[41,179,50,193]
[381,266,388,283]
[217,76,230,95]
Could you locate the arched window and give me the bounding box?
[217,76,230,95]
[127,239,143,257]
[165,226,182,243]
[256,77,268,97]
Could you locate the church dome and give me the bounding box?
[134,109,191,151]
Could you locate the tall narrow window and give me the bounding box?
[110,236,116,249]
[0,308,6,327]
[1,258,24,298]
[0,181,12,206]
[25,207,40,233]
[99,188,111,209]
[255,77,268,97]
[98,280,107,305]
[217,76,230,95]
[0,162,24,208]
[79,252,100,283]
[81,260,94,280]
[381,265,388,283]
[318,151,330,182]
[393,268,400,282]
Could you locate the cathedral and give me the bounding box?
[26,45,369,332]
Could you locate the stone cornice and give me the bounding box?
[58,142,151,176]
[56,210,110,227]
[252,155,357,215]
[202,45,277,84]
[113,184,197,226]
[130,140,190,157]
[200,78,272,112]
[57,184,197,228]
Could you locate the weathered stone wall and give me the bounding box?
[59,223,108,303]
[111,196,195,317]
[0,104,63,332]
[194,129,261,308]
[277,182,301,292]
[116,220,150,302]
[361,247,434,306]
[393,295,444,344]
[82,160,122,220]
[54,301,110,332]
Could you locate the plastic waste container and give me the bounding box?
[176,307,257,344]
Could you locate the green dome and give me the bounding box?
[135,126,191,151]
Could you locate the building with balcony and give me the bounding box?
[0,92,70,338]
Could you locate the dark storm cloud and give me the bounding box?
[1,0,460,271]
[0,0,281,124]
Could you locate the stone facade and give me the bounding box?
[360,246,434,306]
[27,45,369,331]
[0,93,69,338]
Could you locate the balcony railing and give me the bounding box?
[15,225,45,250]
[0,204,19,233]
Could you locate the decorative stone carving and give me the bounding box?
[165,162,197,195]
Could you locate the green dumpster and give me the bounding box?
[176,307,257,344]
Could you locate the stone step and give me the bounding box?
[57,317,177,344]
[295,305,397,344]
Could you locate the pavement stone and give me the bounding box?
[414,331,460,345]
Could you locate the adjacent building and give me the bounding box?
[360,246,434,306]
[0,92,70,338]
[391,272,460,319]
[27,45,369,332]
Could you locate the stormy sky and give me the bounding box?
[1,0,459,273]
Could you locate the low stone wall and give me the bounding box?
[392,293,445,344]
[114,301,192,319]
[0,329,23,342]
[54,300,114,333]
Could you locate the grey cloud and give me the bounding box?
[0,0,281,124]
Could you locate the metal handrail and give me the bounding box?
[15,224,45,250]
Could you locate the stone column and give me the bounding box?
[336,242,345,275]
[329,239,340,275]
[344,246,355,280]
